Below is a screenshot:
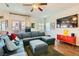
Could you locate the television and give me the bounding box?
[57,14,78,28]
[25,27,31,32]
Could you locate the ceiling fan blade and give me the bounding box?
[31,8,33,12]
[38,7,43,11]
[39,3,47,5]
[5,3,9,7]
[23,4,32,6]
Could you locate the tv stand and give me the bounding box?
[57,34,76,45]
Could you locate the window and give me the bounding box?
[0,20,8,31]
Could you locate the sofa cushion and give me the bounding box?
[16,34,23,39]
[38,32,45,36]
[41,36,55,45]
[17,31,45,39]
[31,32,39,37]
[16,32,27,39]
[23,32,31,38]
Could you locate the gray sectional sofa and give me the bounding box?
[17,31,46,46]
[16,31,55,46]
[17,31,45,39]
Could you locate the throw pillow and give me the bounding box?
[10,33,16,41]
[1,35,18,51]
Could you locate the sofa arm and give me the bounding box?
[0,47,4,56]
[23,38,33,46]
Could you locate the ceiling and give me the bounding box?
[0,3,79,18]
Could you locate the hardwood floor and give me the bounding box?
[24,42,79,56]
[53,42,79,56]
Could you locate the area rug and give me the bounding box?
[24,45,64,56]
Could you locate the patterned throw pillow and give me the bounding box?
[10,33,16,41]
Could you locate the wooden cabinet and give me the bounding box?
[57,34,76,45]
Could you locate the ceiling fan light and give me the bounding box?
[32,4,38,9]
[72,16,77,21]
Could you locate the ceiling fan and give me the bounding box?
[23,3,47,12]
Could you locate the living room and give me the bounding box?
[0,3,79,56]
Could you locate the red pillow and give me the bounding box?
[10,33,16,40]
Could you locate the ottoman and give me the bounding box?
[29,39,48,55]
[41,36,55,45]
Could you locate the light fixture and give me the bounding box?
[72,16,77,21]
[32,4,39,9]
